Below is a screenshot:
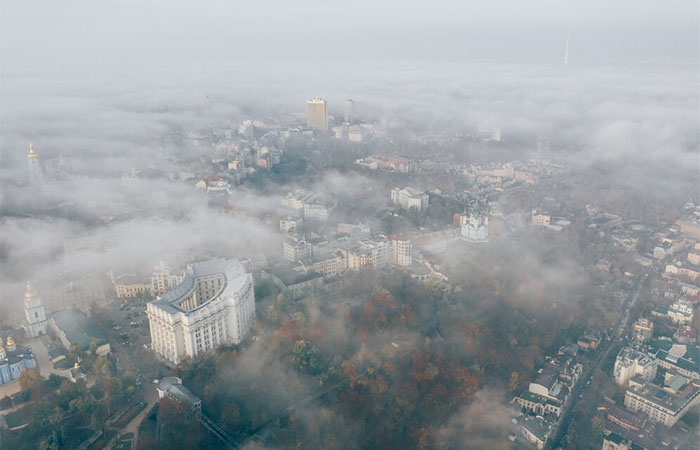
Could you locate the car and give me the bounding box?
[152,379,159,384]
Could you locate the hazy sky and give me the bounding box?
[2,0,698,78]
[1,1,698,317]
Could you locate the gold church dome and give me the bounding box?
[25,281,38,302]
[24,281,36,302]
[5,336,15,348]
[27,143,39,159]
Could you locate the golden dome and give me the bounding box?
[27,143,39,159]
[5,336,15,348]
[74,362,80,370]
[25,281,37,302]
[0,346,5,357]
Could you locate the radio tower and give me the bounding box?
[564,31,570,65]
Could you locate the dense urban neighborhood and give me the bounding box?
[1,95,698,449]
[2,2,698,448]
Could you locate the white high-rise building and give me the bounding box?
[147,259,255,364]
[23,282,48,337]
[151,261,184,297]
[391,187,429,212]
[306,97,328,131]
[613,347,657,387]
[345,236,390,271]
[389,235,413,266]
[344,99,354,123]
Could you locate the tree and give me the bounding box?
[0,395,13,410]
[508,371,520,393]
[19,368,44,393]
[220,403,240,433]
[293,340,321,373]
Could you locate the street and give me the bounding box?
[547,275,645,449]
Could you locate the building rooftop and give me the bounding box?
[627,377,699,413]
[517,390,560,407]
[265,264,322,286]
[397,186,426,197]
[158,377,201,407]
[520,415,551,442]
[150,258,248,314]
[52,308,108,349]
[648,339,699,375]
[533,369,558,391]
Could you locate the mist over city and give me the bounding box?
[1,1,698,450]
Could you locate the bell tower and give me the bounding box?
[27,143,44,186]
[23,281,48,337]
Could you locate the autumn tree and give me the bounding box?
[293,340,321,374]
[19,368,44,393]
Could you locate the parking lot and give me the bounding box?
[100,298,168,382]
[102,298,151,350]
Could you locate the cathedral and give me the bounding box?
[23,281,48,338]
[0,335,36,385]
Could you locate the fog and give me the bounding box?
[2,65,698,314]
[1,3,699,448]
[2,0,698,71]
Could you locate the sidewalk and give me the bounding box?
[102,401,155,450]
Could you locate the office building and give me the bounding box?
[391,187,429,212]
[306,97,328,131]
[151,261,184,297]
[624,375,700,427]
[344,237,390,271]
[632,318,654,344]
[389,235,413,266]
[531,209,551,227]
[147,259,255,364]
[614,347,658,387]
[344,99,354,123]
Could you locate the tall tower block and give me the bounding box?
[306,97,328,131]
[344,99,354,124]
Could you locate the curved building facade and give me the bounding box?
[146,258,255,364]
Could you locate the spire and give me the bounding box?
[28,143,39,159]
[25,281,37,302]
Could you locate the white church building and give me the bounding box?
[23,281,48,338]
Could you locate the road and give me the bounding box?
[97,299,164,449]
[547,275,645,449]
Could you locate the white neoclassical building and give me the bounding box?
[146,258,255,364]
